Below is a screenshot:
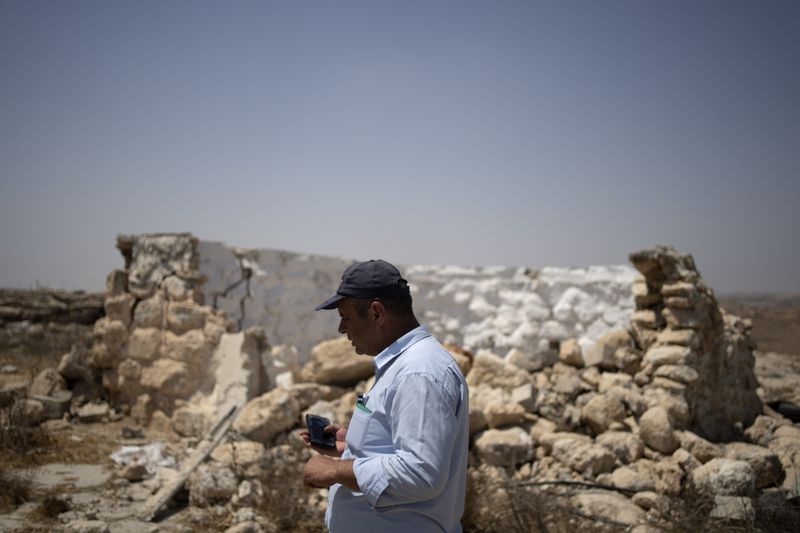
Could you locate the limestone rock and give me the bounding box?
[106,269,128,297]
[231,479,264,508]
[596,431,644,464]
[510,383,536,412]
[609,465,655,492]
[167,301,210,334]
[300,337,374,387]
[639,407,679,454]
[505,347,556,372]
[723,442,784,489]
[77,402,109,422]
[29,368,67,396]
[537,432,592,452]
[161,330,213,367]
[125,233,198,299]
[678,430,721,463]
[29,391,72,420]
[642,388,689,429]
[125,328,161,362]
[466,350,531,389]
[172,403,210,437]
[572,491,645,528]
[581,394,626,434]
[473,427,533,466]
[653,459,684,495]
[691,458,755,496]
[584,330,632,369]
[233,388,300,443]
[656,328,699,348]
[744,415,780,447]
[140,359,191,397]
[188,462,238,507]
[653,364,699,384]
[288,383,344,411]
[133,294,165,328]
[642,345,695,368]
[93,317,128,353]
[631,491,669,513]
[710,495,755,521]
[104,293,136,326]
[552,439,617,477]
[211,441,266,479]
[558,338,584,367]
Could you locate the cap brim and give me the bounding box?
[314,293,345,311]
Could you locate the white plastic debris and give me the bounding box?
[110,443,176,474]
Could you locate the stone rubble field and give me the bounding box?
[0,233,798,532]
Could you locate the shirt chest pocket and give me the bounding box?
[346,408,372,452]
[346,404,394,455]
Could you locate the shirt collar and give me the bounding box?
[373,325,430,375]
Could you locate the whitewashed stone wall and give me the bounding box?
[198,241,638,359]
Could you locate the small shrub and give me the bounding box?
[0,396,53,456]
[35,494,70,519]
[0,469,34,511]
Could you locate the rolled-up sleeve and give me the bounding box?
[353,371,459,507]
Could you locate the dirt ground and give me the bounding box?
[718,294,800,355]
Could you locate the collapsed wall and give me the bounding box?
[52,236,761,445]
[199,240,638,358]
[628,246,762,441]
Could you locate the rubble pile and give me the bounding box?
[12,234,304,434]
[5,235,798,531]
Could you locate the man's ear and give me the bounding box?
[370,300,386,326]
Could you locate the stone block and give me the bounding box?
[29,368,67,396]
[106,269,128,297]
[596,431,644,464]
[233,388,300,443]
[639,406,679,454]
[104,294,136,326]
[642,345,695,368]
[300,337,374,387]
[581,393,626,434]
[723,442,784,489]
[467,350,531,389]
[140,359,192,397]
[125,328,161,362]
[558,338,584,367]
[29,390,72,420]
[133,294,165,328]
[166,301,210,334]
[473,427,533,466]
[552,439,617,477]
[691,458,755,496]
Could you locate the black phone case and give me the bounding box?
[306,414,336,449]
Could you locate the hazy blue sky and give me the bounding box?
[1,1,798,294]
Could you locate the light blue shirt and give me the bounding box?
[326,325,470,533]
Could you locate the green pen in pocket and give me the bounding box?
[356,394,372,414]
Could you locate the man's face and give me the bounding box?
[337,298,379,355]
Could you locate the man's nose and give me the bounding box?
[338,320,345,334]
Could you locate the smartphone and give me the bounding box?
[306,414,336,449]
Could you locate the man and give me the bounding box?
[301,259,470,532]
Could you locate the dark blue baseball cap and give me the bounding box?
[315,259,411,311]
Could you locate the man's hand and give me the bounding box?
[300,423,348,457]
[302,455,359,491]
